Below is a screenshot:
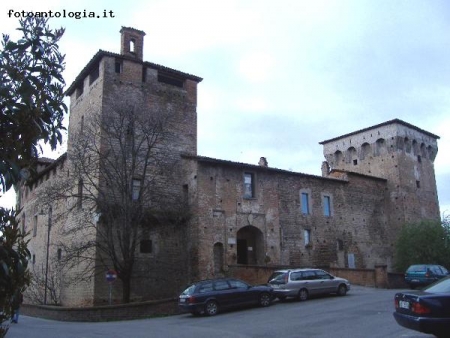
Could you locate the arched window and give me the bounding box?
[420,143,427,159]
[347,147,357,165]
[375,138,386,156]
[130,38,136,53]
[361,143,371,160]
[412,140,418,155]
[334,150,343,166]
[404,137,411,153]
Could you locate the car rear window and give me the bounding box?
[407,265,427,272]
[181,284,196,295]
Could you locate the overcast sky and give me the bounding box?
[1,0,449,215]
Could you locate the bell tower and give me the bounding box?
[120,27,146,60]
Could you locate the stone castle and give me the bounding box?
[17,28,440,306]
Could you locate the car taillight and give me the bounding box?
[284,274,288,283]
[411,302,431,315]
[394,299,398,308]
[187,296,196,303]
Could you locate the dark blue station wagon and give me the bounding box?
[178,278,273,316]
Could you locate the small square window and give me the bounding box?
[353,159,358,165]
[140,240,152,254]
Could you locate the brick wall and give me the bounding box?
[21,298,179,322]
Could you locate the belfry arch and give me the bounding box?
[236,225,264,265]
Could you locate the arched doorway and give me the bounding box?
[236,226,264,265]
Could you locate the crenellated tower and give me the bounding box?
[320,119,440,227]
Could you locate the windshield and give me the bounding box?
[425,277,450,293]
[268,272,287,283]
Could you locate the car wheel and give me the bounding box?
[205,300,218,316]
[337,284,347,296]
[298,288,309,301]
[259,292,271,307]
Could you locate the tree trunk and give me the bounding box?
[122,276,131,303]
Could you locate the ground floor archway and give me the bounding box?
[236,225,264,265]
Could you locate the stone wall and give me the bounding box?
[186,156,393,283]
[21,298,178,322]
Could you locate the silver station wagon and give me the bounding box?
[268,268,350,301]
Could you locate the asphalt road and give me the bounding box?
[5,286,435,338]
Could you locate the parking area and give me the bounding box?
[6,286,435,338]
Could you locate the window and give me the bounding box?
[416,180,420,188]
[304,229,311,246]
[89,64,99,84]
[214,280,230,291]
[243,173,255,198]
[142,66,147,82]
[76,82,83,99]
[57,248,62,261]
[229,280,247,289]
[315,270,331,280]
[140,240,152,253]
[323,195,331,217]
[132,179,141,201]
[77,179,83,209]
[130,38,136,53]
[80,116,84,136]
[199,282,213,293]
[157,73,184,88]
[33,215,38,237]
[115,59,122,73]
[21,213,26,233]
[301,192,310,214]
[32,254,36,265]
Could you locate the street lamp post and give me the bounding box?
[44,206,52,305]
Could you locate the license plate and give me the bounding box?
[179,298,186,303]
[399,300,409,309]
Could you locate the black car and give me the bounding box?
[178,278,273,316]
[393,276,450,338]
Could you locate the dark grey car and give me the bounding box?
[268,268,350,301]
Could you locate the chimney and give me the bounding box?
[120,27,146,60]
[258,157,268,167]
[321,161,330,177]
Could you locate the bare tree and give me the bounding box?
[27,260,61,305]
[39,97,190,303]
